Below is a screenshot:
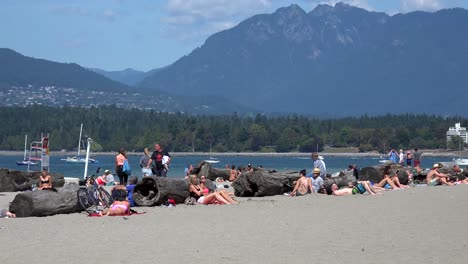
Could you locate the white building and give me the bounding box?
[446,123,468,144]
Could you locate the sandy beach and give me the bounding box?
[1,185,468,264]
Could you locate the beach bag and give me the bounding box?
[123,159,132,176]
[184,196,197,205]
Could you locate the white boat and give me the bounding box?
[16,135,38,166]
[454,158,468,166]
[204,157,220,164]
[61,124,99,164]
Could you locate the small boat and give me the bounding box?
[204,157,220,164]
[454,158,468,166]
[16,135,38,166]
[61,124,99,164]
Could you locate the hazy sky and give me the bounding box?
[1,0,466,71]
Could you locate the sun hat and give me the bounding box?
[432,163,441,169]
[313,168,321,174]
[104,169,111,174]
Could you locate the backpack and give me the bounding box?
[123,159,132,176]
[184,196,197,205]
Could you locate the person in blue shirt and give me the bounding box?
[388,149,398,163]
[126,176,138,207]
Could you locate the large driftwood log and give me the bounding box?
[9,184,81,217]
[0,168,65,192]
[359,164,410,184]
[132,177,190,206]
[232,169,300,197]
[323,170,357,190]
[191,161,230,181]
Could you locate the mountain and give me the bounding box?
[89,68,150,86]
[140,3,468,116]
[0,48,255,114]
[0,48,129,92]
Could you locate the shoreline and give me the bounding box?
[0,150,465,157]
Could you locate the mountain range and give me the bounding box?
[2,2,468,116]
[139,3,468,116]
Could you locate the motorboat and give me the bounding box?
[454,158,468,166]
[204,157,220,164]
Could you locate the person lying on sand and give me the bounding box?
[0,209,16,218]
[99,188,130,216]
[290,169,313,196]
[189,175,237,205]
[330,181,381,196]
[426,163,453,186]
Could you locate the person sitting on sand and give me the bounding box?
[199,175,237,204]
[309,168,324,193]
[330,181,380,196]
[100,187,131,216]
[229,165,239,181]
[426,163,453,186]
[126,176,138,207]
[373,166,405,190]
[453,164,462,174]
[38,169,54,190]
[95,173,108,186]
[291,169,313,196]
[188,175,236,205]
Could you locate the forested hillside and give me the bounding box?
[0,106,465,152]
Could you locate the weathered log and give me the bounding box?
[191,161,230,181]
[132,177,190,206]
[0,168,65,192]
[232,169,300,197]
[323,170,357,189]
[359,164,410,184]
[9,184,81,217]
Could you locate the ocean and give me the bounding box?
[0,154,456,179]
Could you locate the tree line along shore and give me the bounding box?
[0,105,466,153]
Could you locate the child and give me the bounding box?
[126,176,138,207]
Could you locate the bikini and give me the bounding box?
[111,203,129,212]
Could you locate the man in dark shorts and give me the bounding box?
[146,143,171,177]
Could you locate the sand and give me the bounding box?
[1,185,468,264]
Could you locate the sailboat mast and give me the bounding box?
[77,123,83,156]
[23,135,27,160]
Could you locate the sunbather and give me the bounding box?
[100,188,130,216]
[426,163,453,186]
[291,169,313,196]
[189,175,237,205]
[331,181,380,196]
[373,166,405,190]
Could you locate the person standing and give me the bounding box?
[413,148,422,168]
[115,148,129,185]
[140,147,152,177]
[311,152,326,178]
[146,143,171,177]
[406,150,413,167]
[388,149,398,163]
[398,149,404,164]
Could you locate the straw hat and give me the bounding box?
[313,168,321,174]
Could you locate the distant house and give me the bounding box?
[446,123,468,144]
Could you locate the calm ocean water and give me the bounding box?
[0,154,455,179]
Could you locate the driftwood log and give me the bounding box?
[323,170,357,190]
[232,169,300,197]
[9,184,81,217]
[132,177,190,206]
[0,168,65,192]
[359,164,410,184]
[191,161,230,181]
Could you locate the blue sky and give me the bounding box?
[1,0,467,71]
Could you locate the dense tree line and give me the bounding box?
[0,105,466,153]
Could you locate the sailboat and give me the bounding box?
[16,135,38,166]
[61,124,98,164]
